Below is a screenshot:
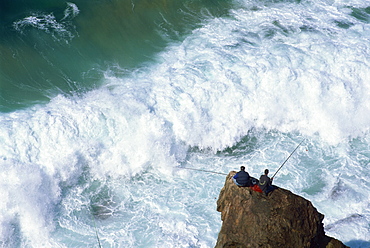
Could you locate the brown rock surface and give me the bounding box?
[215,171,348,248]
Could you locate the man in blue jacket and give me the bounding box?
[233,166,251,187]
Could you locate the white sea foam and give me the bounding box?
[145,1,370,147]
[13,3,79,42]
[1,0,370,246]
[0,89,187,246]
[63,3,80,20]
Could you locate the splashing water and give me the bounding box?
[1,0,370,247]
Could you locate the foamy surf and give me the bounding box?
[1,0,370,247]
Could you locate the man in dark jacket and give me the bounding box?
[259,169,275,196]
[233,166,251,187]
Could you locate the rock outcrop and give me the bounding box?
[215,172,348,248]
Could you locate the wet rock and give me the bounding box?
[215,172,348,248]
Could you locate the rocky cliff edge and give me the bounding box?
[215,171,348,248]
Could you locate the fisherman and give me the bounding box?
[233,166,251,187]
[258,169,275,196]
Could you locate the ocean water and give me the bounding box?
[1,0,370,247]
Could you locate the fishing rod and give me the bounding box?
[272,139,305,179]
[179,139,304,178]
[91,212,102,248]
[177,167,228,175]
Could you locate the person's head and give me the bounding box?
[264,169,269,175]
[240,166,245,171]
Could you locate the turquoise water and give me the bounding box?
[0,0,232,112]
[1,0,370,247]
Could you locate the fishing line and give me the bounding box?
[178,139,304,178]
[177,167,228,175]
